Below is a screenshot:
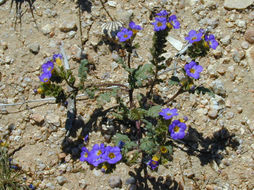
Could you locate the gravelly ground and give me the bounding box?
[0,0,254,189]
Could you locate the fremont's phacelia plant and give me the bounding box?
[184,61,203,79]
[147,155,159,170]
[129,21,142,33]
[156,10,169,16]
[204,34,219,50]
[152,17,167,31]
[117,28,133,42]
[185,30,203,43]
[39,72,52,83]
[159,108,178,120]
[42,61,54,73]
[168,15,180,29]
[169,120,187,140]
[102,146,122,164]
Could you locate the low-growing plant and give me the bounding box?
[35,9,219,172]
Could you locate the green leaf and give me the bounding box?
[194,86,215,97]
[78,59,89,81]
[128,108,146,120]
[146,105,162,118]
[168,76,180,86]
[140,137,157,154]
[134,64,154,87]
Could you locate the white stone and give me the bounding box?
[107,1,117,7]
[166,36,183,51]
[224,0,254,10]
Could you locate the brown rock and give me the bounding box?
[245,28,254,44]
[30,113,44,124]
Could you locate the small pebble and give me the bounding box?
[245,28,254,44]
[29,43,40,54]
[56,176,67,185]
[108,176,122,188]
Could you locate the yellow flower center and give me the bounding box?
[204,41,210,48]
[132,29,138,34]
[56,58,62,67]
[37,88,43,94]
[84,152,88,158]
[47,67,52,72]
[174,126,180,133]
[157,22,162,27]
[167,23,172,28]
[96,150,102,156]
[167,113,171,116]
[190,68,195,73]
[124,34,128,38]
[160,147,167,154]
[109,152,115,159]
[191,37,197,41]
[152,155,159,161]
[43,78,49,82]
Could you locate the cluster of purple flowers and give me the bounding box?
[185,29,219,50]
[152,10,180,31]
[159,108,187,140]
[117,21,142,42]
[80,143,122,167]
[39,53,63,83]
[184,61,203,79]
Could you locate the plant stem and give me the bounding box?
[164,86,183,105]
[99,0,114,21]
[127,51,134,108]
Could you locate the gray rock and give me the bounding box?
[30,113,44,125]
[125,177,136,185]
[29,43,40,54]
[208,109,218,119]
[59,21,77,32]
[108,176,122,188]
[129,184,137,190]
[241,41,249,49]
[245,28,254,44]
[46,114,60,127]
[220,35,231,46]
[225,112,234,120]
[56,176,67,185]
[79,179,87,188]
[232,49,245,63]
[224,0,254,10]
[207,18,219,29]
[211,79,226,97]
[42,24,54,35]
[107,1,116,7]
[45,182,55,190]
[116,10,133,24]
[235,19,246,29]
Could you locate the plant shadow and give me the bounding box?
[178,127,239,166]
[128,161,184,190]
[76,0,92,13]
[10,0,37,29]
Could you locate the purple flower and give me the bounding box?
[156,10,168,16]
[39,72,52,82]
[152,17,167,31]
[204,34,219,50]
[42,61,54,73]
[117,28,133,42]
[53,53,63,67]
[168,15,180,29]
[117,141,125,149]
[184,61,203,79]
[80,147,91,162]
[169,120,187,140]
[147,156,159,170]
[185,30,203,44]
[129,21,142,32]
[84,134,89,142]
[89,143,106,166]
[159,108,178,120]
[102,146,122,164]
